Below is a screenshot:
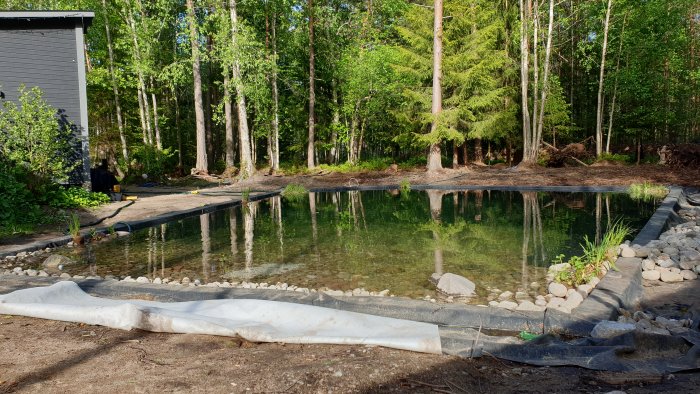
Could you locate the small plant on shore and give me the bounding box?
[281,184,308,202]
[67,213,81,237]
[628,182,668,202]
[107,225,116,236]
[553,220,631,287]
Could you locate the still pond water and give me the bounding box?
[57,190,657,302]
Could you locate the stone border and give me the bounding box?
[0,191,278,259]
[0,185,684,337]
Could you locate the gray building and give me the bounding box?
[0,11,94,185]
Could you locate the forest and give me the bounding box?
[2,0,700,178]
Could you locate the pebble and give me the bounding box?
[498,291,513,301]
[641,259,656,271]
[548,282,568,298]
[619,245,636,258]
[497,301,518,310]
[589,277,600,287]
[153,278,162,284]
[634,246,650,258]
[660,271,683,283]
[680,270,697,280]
[136,276,150,284]
[642,270,661,281]
[515,300,543,312]
[546,297,565,308]
[59,273,71,278]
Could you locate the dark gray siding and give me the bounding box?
[0,27,86,183]
[0,28,80,128]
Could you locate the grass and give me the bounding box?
[628,182,668,202]
[67,213,81,237]
[281,184,308,202]
[554,220,632,287]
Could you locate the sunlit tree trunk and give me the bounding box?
[596,0,613,157]
[187,0,208,173]
[270,5,280,172]
[307,0,316,169]
[223,69,235,169]
[230,0,254,178]
[244,202,256,272]
[427,0,444,172]
[229,207,238,258]
[606,12,627,154]
[102,0,128,165]
[519,0,533,163]
[330,79,340,164]
[149,77,162,150]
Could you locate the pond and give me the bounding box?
[51,189,658,303]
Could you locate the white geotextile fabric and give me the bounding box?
[0,282,441,354]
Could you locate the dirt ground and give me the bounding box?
[0,314,698,394]
[2,165,700,393]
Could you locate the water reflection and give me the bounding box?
[64,189,658,300]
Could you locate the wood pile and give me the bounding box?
[542,142,593,167]
[661,144,700,168]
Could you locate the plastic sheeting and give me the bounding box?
[0,282,441,354]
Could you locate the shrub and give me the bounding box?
[49,187,111,209]
[281,184,308,202]
[597,152,632,164]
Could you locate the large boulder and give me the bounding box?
[436,273,476,297]
[43,254,75,270]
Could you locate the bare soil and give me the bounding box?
[1,315,698,394]
[1,165,699,393]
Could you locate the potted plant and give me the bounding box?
[68,213,84,245]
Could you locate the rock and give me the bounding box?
[680,270,697,280]
[589,277,600,287]
[122,276,136,282]
[641,259,656,271]
[498,291,513,301]
[535,299,547,307]
[496,301,518,310]
[153,278,162,284]
[642,270,661,281]
[529,282,540,290]
[662,246,679,257]
[577,284,593,295]
[515,291,530,301]
[695,265,700,274]
[59,273,71,278]
[680,249,700,262]
[633,311,654,321]
[679,260,697,270]
[546,297,565,308]
[548,263,570,273]
[378,289,390,296]
[436,273,476,297]
[16,252,27,258]
[670,267,681,274]
[43,254,75,269]
[548,282,568,298]
[591,321,636,338]
[488,301,499,307]
[324,289,344,296]
[38,270,49,277]
[634,246,650,258]
[25,269,37,277]
[116,231,131,237]
[563,289,584,309]
[657,256,677,268]
[660,271,683,282]
[12,267,22,274]
[516,301,543,312]
[620,245,636,258]
[193,279,201,286]
[181,277,191,285]
[136,276,150,284]
[429,272,442,284]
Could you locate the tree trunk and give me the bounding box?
[187,0,208,173]
[126,12,152,146]
[427,0,444,172]
[329,79,340,164]
[307,0,316,169]
[102,0,128,164]
[223,69,235,168]
[452,142,459,168]
[519,0,533,163]
[462,142,468,165]
[230,0,254,178]
[606,12,627,154]
[149,77,162,150]
[596,0,613,157]
[535,0,555,154]
[474,138,484,164]
[270,7,280,172]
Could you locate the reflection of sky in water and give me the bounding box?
[55,190,657,302]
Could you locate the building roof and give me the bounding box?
[0,11,94,29]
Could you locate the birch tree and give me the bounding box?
[595,0,613,157]
[186,0,208,173]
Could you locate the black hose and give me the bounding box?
[79,200,136,228]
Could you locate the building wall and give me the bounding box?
[0,25,88,184]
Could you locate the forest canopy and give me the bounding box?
[3,0,699,177]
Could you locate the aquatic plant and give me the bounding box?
[628,182,667,202]
[399,178,411,195]
[554,220,631,287]
[67,213,81,237]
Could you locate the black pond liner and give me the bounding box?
[1,186,696,372]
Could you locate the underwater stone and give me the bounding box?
[43,255,75,270]
[436,273,476,297]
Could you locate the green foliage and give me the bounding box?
[49,187,111,209]
[127,145,177,182]
[0,85,77,181]
[597,153,632,164]
[241,188,251,203]
[0,161,42,235]
[628,182,668,202]
[317,158,392,173]
[554,221,632,287]
[400,179,411,194]
[281,184,308,202]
